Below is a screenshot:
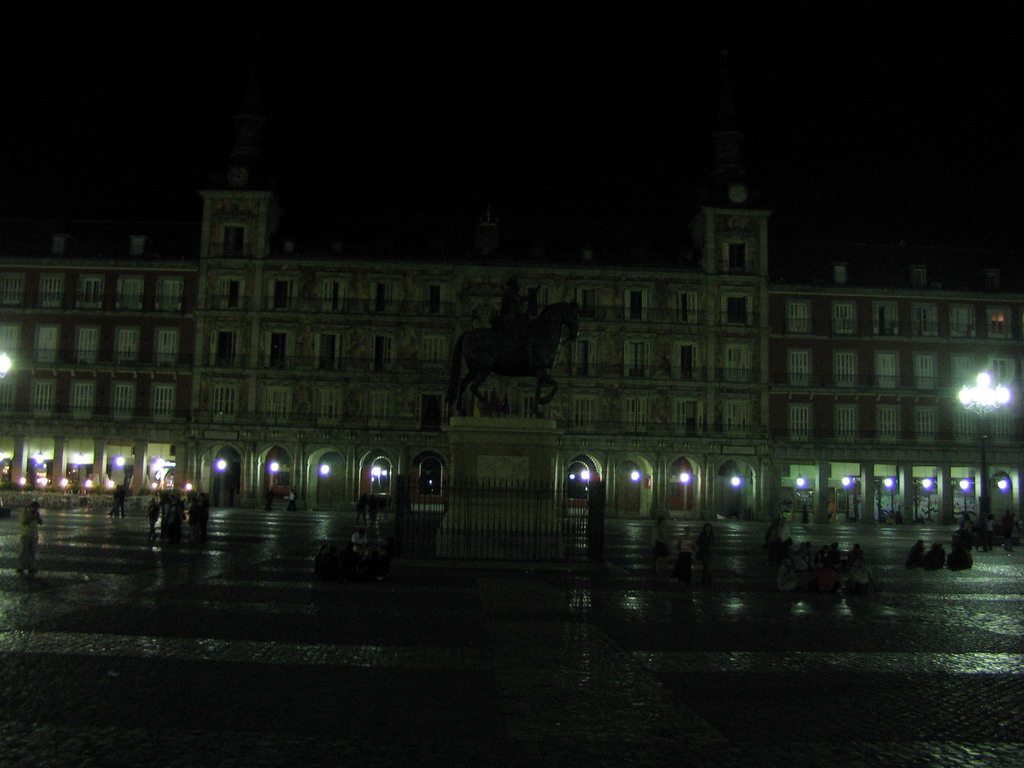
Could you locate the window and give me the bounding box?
[576,287,598,319]
[989,359,1013,392]
[39,275,64,308]
[624,340,649,377]
[726,296,748,325]
[724,344,751,382]
[111,382,135,420]
[0,324,19,356]
[832,302,856,335]
[114,328,140,364]
[32,379,55,415]
[420,335,446,367]
[911,304,938,336]
[991,411,1013,439]
[951,356,974,388]
[676,343,697,380]
[727,242,747,271]
[219,278,242,310]
[368,390,394,423]
[949,305,975,337]
[872,301,898,336]
[154,278,183,311]
[76,327,99,364]
[835,404,858,441]
[914,354,936,390]
[317,388,344,421]
[911,266,928,287]
[426,284,443,314]
[215,331,236,366]
[676,291,697,323]
[788,349,811,386]
[673,399,700,433]
[571,395,596,429]
[623,396,648,433]
[988,307,1009,338]
[151,384,176,418]
[155,329,179,366]
[371,281,392,313]
[723,400,750,435]
[117,277,144,310]
[625,289,647,321]
[571,338,594,376]
[319,279,345,312]
[373,335,392,372]
[520,395,537,418]
[786,301,810,333]
[420,394,442,428]
[0,381,13,410]
[952,408,974,440]
[70,381,95,418]
[834,351,856,387]
[914,407,936,440]
[77,276,104,309]
[319,333,343,370]
[35,326,59,364]
[212,384,238,417]
[0,274,25,306]
[271,279,291,310]
[832,263,848,285]
[789,403,811,440]
[875,352,898,388]
[876,406,899,440]
[265,386,291,418]
[269,332,288,368]
[223,226,245,255]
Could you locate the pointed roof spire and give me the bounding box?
[226,35,267,189]
[708,50,749,207]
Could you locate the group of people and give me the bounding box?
[146,491,211,544]
[314,527,394,582]
[905,539,972,571]
[652,517,715,586]
[774,540,877,593]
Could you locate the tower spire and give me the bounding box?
[709,50,749,206]
[225,36,267,190]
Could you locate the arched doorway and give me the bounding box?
[313,450,345,510]
[667,456,695,515]
[718,460,752,519]
[615,458,652,517]
[566,454,600,508]
[359,453,395,511]
[211,447,242,507]
[411,451,446,508]
[263,446,293,508]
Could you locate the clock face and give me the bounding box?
[728,183,748,204]
[227,165,249,189]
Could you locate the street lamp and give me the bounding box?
[0,352,11,378]
[959,372,1012,521]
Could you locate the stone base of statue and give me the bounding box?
[438,416,561,559]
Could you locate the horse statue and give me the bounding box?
[446,301,580,415]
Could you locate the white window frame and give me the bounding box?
[155,328,179,366]
[786,301,811,333]
[571,395,596,429]
[111,381,136,420]
[77,276,104,309]
[115,327,141,364]
[117,276,144,310]
[876,405,899,441]
[913,353,936,390]
[155,278,184,312]
[31,379,56,415]
[875,351,898,388]
[788,403,811,440]
[834,351,856,387]
[70,381,95,419]
[949,304,975,338]
[151,383,176,418]
[835,404,858,441]
[831,302,856,335]
[39,274,64,309]
[788,349,811,386]
[35,325,59,364]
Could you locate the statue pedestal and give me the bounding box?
[439,416,560,559]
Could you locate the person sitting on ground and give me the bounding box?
[905,540,925,568]
[777,557,800,592]
[673,527,695,585]
[947,541,973,571]
[813,559,839,593]
[790,541,813,572]
[826,542,843,569]
[339,541,361,582]
[921,542,946,571]
[846,556,877,593]
[351,527,367,548]
[846,543,865,567]
[314,543,340,581]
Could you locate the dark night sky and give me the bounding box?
[1,8,1021,254]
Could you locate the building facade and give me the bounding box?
[2,91,1020,522]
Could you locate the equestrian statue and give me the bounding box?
[446,278,579,416]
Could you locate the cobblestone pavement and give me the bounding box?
[1,508,1021,767]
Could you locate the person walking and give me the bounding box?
[696,523,715,586]
[17,501,43,576]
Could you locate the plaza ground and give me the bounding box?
[1,507,1021,767]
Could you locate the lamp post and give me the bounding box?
[959,372,1012,521]
[0,352,11,378]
